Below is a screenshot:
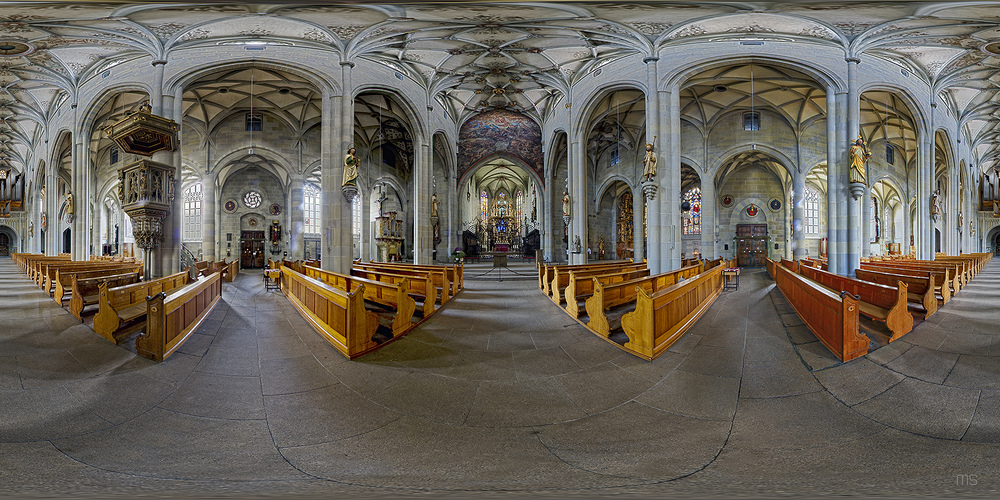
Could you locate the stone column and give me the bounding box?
[664,83,682,271]
[700,173,715,260]
[413,131,432,265]
[321,88,348,273]
[288,174,305,260]
[948,156,960,255]
[916,129,933,260]
[828,88,846,275]
[45,153,58,255]
[632,184,644,263]
[643,57,661,273]
[153,89,182,277]
[845,57,861,277]
[568,102,587,265]
[202,169,217,261]
[792,169,806,260]
[71,111,87,260]
[542,173,553,262]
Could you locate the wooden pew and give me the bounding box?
[68,271,143,321]
[619,265,725,360]
[304,265,417,335]
[280,265,380,359]
[860,262,953,304]
[550,261,648,300]
[139,271,223,362]
[564,267,651,318]
[855,268,937,319]
[354,262,452,304]
[539,260,633,295]
[772,259,867,362]
[53,264,143,304]
[585,263,703,337]
[357,261,462,297]
[798,265,913,342]
[553,263,647,306]
[40,262,142,296]
[93,268,192,343]
[349,267,437,318]
[880,260,966,290]
[223,260,239,282]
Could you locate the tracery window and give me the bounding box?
[610,147,619,167]
[516,190,523,219]
[303,183,320,235]
[743,111,760,131]
[682,187,701,235]
[804,187,820,235]
[243,191,261,209]
[183,183,203,242]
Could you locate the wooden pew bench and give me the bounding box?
[354,262,452,304]
[539,260,634,296]
[68,271,142,321]
[563,267,650,319]
[93,268,192,343]
[860,262,953,304]
[139,271,223,362]
[798,265,913,342]
[773,260,868,362]
[855,268,937,319]
[41,262,142,297]
[584,263,703,337]
[349,267,437,318]
[281,265,380,359]
[357,262,462,297]
[619,265,725,360]
[53,264,142,304]
[551,263,647,306]
[304,265,418,335]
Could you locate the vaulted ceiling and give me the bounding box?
[3,2,1000,177]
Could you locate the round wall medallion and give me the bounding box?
[746,204,759,217]
[223,199,237,213]
[248,217,258,227]
[721,194,734,208]
[769,198,782,211]
[269,203,281,216]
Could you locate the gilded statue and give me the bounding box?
[342,147,358,187]
[431,192,439,217]
[65,191,74,215]
[641,142,657,182]
[849,136,871,185]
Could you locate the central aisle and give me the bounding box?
[0,257,998,498]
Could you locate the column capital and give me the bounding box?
[643,56,659,64]
[151,60,167,67]
[339,60,356,68]
[845,57,861,64]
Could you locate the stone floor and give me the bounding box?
[1,256,998,499]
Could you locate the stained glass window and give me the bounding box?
[304,183,320,234]
[352,194,362,238]
[480,190,488,221]
[516,190,523,218]
[183,183,202,242]
[682,187,701,235]
[243,191,261,208]
[804,187,819,234]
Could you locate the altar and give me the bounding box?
[374,211,404,262]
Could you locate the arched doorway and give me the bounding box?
[994,233,1000,256]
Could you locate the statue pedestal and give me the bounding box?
[342,184,358,203]
[849,182,865,201]
[642,180,658,201]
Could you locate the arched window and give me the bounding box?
[303,183,321,235]
[804,187,820,234]
[352,195,362,238]
[682,187,701,235]
[516,190,523,219]
[871,196,880,243]
[480,190,488,220]
[182,183,203,242]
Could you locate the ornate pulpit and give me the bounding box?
[375,211,404,262]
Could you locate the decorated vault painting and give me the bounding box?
[457,109,544,185]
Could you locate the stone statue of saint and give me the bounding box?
[562,190,571,217]
[342,147,358,187]
[431,192,439,217]
[931,189,942,215]
[65,191,74,215]
[642,142,657,182]
[849,136,871,185]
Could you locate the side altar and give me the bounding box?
[374,210,404,262]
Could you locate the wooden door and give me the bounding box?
[241,240,265,269]
[736,224,768,267]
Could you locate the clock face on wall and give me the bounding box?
[224,199,237,213]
